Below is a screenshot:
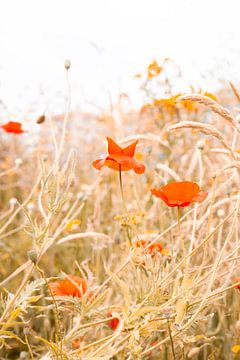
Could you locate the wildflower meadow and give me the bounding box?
[1,57,240,360]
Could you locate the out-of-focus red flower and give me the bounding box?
[49,275,87,298]
[234,278,240,290]
[135,240,165,256]
[151,181,207,208]
[1,121,25,134]
[72,337,84,349]
[107,310,120,330]
[93,137,145,174]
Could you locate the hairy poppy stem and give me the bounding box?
[167,318,176,360]
[119,167,140,245]
[37,265,64,360]
[177,207,188,297]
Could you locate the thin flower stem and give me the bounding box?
[119,166,140,245]
[167,319,176,360]
[24,333,34,360]
[177,206,188,298]
[37,265,64,360]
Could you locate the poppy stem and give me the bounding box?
[37,265,64,359]
[119,166,139,245]
[167,318,176,360]
[177,207,188,293]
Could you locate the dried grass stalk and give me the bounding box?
[229,81,240,102]
[176,93,239,131]
[166,121,235,158]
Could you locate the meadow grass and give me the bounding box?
[0,60,240,359]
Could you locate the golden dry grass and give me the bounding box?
[0,59,240,359]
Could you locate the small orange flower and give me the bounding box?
[93,137,145,174]
[151,181,207,208]
[107,310,120,330]
[1,121,25,134]
[72,337,84,349]
[135,240,164,256]
[49,275,87,298]
[147,60,162,79]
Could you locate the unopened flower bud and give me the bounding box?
[27,249,38,264]
[36,114,46,124]
[217,208,225,218]
[15,158,23,167]
[64,59,71,70]
[42,155,48,162]
[196,139,205,150]
[23,326,30,335]
[9,197,18,206]
[236,114,240,123]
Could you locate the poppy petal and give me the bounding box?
[107,137,122,155]
[192,191,208,203]
[151,182,207,208]
[122,140,138,157]
[132,160,145,174]
[92,158,106,170]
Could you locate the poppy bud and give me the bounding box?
[23,326,30,335]
[36,114,45,124]
[217,208,225,218]
[236,114,240,123]
[15,158,23,167]
[188,347,201,358]
[196,139,205,150]
[9,197,18,206]
[64,59,71,70]
[27,249,38,264]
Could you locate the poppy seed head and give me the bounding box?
[64,59,71,70]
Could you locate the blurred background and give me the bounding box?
[0,0,240,116]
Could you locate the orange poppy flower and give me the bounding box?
[234,277,240,290]
[107,310,120,330]
[49,275,87,298]
[93,137,145,174]
[1,121,25,134]
[135,240,164,256]
[72,337,84,349]
[151,181,207,207]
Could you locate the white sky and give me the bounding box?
[1,0,240,116]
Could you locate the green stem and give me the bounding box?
[37,266,64,360]
[118,166,140,245]
[177,207,188,300]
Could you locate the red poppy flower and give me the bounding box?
[234,278,240,290]
[151,181,207,207]
[49,275,87,298]
[135,240,164,256]
[1,121,25,134]
[107,310,120,330]
[72,337,84,349]
[93,137,145,174]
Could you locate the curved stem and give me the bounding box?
[119,167,140,245]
